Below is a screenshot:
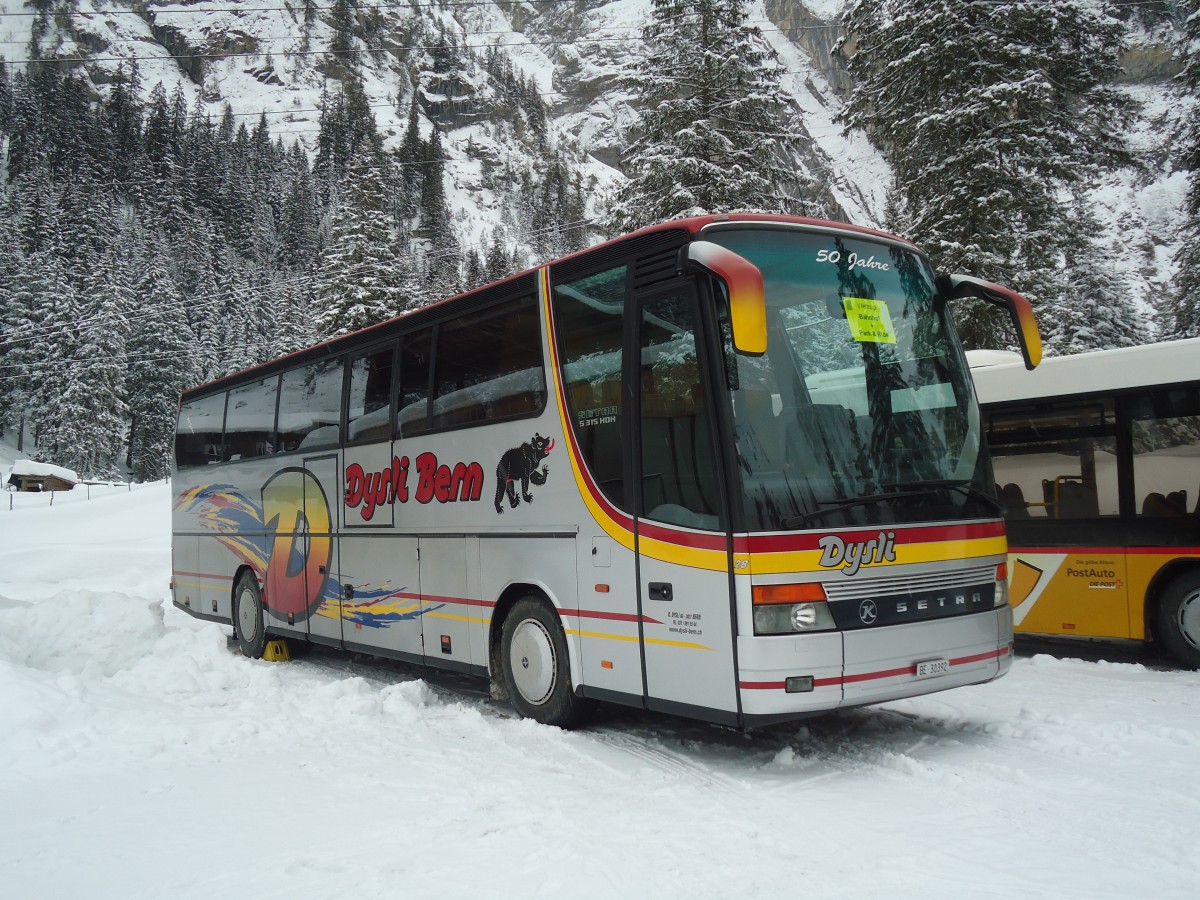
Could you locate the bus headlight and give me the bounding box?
[994,562,1009,607]
[752,584,836,635]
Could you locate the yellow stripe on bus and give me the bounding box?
[636,534,728,571]
[749,537,1008,576]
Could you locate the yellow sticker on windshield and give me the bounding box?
[843,297,896,344]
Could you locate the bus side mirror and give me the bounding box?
[682,241,768,356]
[938,273,1042,370]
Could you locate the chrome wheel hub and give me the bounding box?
[509,618,556,706]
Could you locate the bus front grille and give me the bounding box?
[822,564,998,603]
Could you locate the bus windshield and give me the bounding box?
[707,227,993,531]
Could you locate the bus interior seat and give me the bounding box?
[1057,479,1099,518]
[1168,489,1187,514]
[491,391,538,419]
[737,388,784,465]
[431,401,485,431]
[786,404,862,462]
[780,404,863,497]
[576,378,623,504]
[640,373,718,523]
[1000,482,1029,518]
[1143,491,1187,517]
[569,380,594,415]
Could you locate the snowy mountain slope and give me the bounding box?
[2,454,1200,896]
[0,0,1190,299]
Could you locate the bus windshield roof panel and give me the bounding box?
[970,337,1200,406]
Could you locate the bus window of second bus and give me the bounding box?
[1130,388,1200,517]
[986,400,1119,519]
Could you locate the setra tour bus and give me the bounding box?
[969,339,1200,667]
[172,214,1042,728]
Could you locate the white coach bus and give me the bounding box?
[172,214,1041,728]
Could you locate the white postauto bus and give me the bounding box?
[172,214,1041,728]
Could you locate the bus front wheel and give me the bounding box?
[233,571,268,659]
[500,597,596,728]
[1155,572,1200,669]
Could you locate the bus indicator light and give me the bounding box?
[753,583,827,605]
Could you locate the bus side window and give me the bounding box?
[1130,388,1200,518]
[223,376,279,461]
[985,399,1118,519]
[552,265,628,509]
[347,343,395,444]
[397,329,433,438]
[175,391,227,469]
[277,358,343,452]
[428,295,546,432]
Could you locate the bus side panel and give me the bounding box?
[479,536,581,681]
[197,533,238,622]
[1007,550,1131,639]
[569,532,645,701]
[419,536,477,668]
[339,533,421,658]
[639,549,739,716]
[170,534,207,617]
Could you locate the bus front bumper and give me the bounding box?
[738,607,1014,725]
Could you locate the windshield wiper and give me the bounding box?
[782,480,1002,529]
[782,489,931,528]
[883,479,1005,515]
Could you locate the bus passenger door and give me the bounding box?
[635,282,739,722]
[340,439,423,658]
[301,454,342,645]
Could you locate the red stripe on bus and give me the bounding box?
[745,520,1005,554]
[637,520,728,551]
[561,608,665,625]
[418,594,497,609]
[738,646,1007,690]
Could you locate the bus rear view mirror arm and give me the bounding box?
[681,241,768,356]
[937,273,1043,370]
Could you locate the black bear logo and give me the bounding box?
[494,433,553,514]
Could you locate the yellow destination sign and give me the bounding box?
[843,296,897,344]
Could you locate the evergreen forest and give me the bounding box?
[1,0,1198,480]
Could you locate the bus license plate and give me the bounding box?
[915,658,949,678]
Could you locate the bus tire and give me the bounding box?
[1155,572,1200,669]
[233,571,268,659]
[500,596,596,729]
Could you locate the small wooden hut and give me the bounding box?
[6,460,79,493]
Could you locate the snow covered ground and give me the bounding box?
[2,478,1199,898]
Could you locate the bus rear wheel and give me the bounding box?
[233,571,268,659]
[500,597,596,729]
[1155,572,1200,669]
